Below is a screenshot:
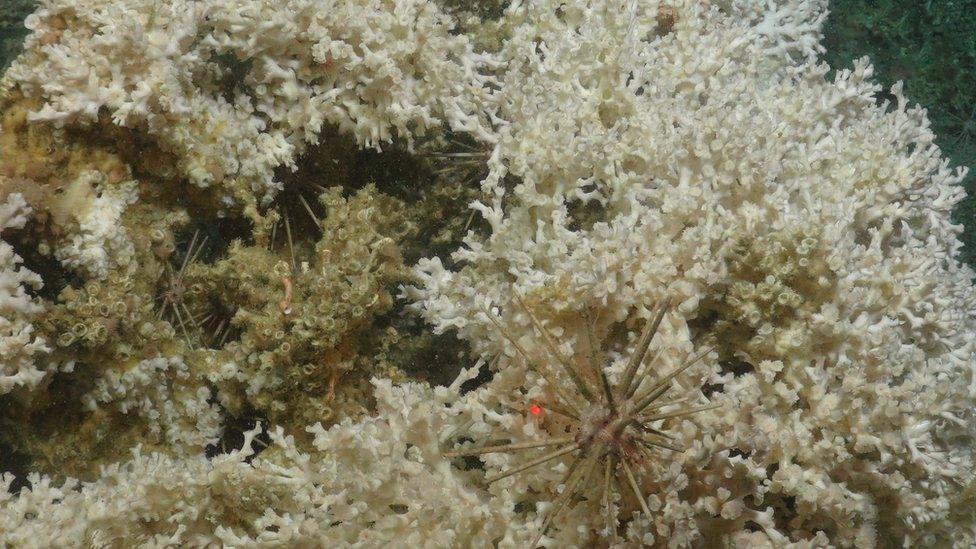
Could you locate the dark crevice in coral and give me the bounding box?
[348,142,427,197]
[0,440,33,494]
[263,186,327,252]
[771,495,801,539]
[269,128,487,390]
[444,436,487,472]
[700,382,725,399]
[373,307,475,388]
[460,454,485,473]
[199,303,240,350]
[268,127,357,244]
[209,52,255,104]
[275,126,493,269]
[274,126,357,191]
[687,304,720,334]
[205,411,270,460]
[566,194,608,232]
[728,448,751,459]
[172,220,244,268]
[721,357,754,377]
[83,114,175,183]
[351,135,491,267]
[458,355,493,394]
[4,220,82,299]
[743,521,763,532]
[0,361,102,479]
[440,0,509,24]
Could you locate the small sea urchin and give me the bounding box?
[449,296,718,546]
[155,229,209,344]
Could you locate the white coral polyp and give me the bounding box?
[82,355,222,453]
[53,171,138,280]
[409,0,976,546]
[6,0,497,199]
[0,193,52,395]
[0,376,532,547]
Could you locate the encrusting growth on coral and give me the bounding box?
[186,185,412,433]
[449,296,718,545]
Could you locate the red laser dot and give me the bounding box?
[529,404,542,417]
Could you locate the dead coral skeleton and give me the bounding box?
[449,296,718,546]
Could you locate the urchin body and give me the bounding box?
[576,403,641,463]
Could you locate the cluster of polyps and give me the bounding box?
[449,296,718,545]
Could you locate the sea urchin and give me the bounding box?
[449,296,718,546]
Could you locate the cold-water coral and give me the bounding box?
[0,0,464,474]
[1,0,975,546]
[3,0,497,210]
[0,375,533,547]
[52,171,138,280]
[80,355,221,453]
[408,0,976,546]
[0,193,50,396]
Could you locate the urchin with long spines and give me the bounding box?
[448,295,717,546]
[156,229,209,344]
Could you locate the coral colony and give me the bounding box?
[0,0,974,547]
